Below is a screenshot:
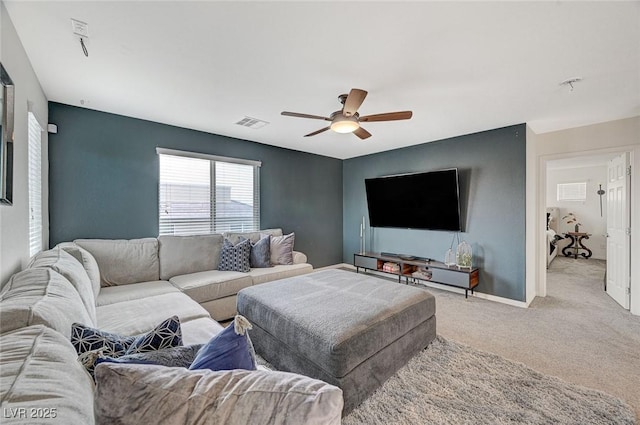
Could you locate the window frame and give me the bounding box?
[157,148,261,236]
[28,111,43,257]
[556,182,587,202]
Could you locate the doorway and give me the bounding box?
[543,150,631,310]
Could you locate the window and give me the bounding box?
[28,112,43,256]
[157,148,260,236]
[557,182,587,202]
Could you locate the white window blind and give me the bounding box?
[28,112,43,256]
[557,182,587,201]
[158,150,260,236]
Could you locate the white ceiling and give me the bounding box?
[4,1,640,159]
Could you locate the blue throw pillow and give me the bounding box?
[218,239,251,272]
[250,235,271,268]
[189,315,257,372]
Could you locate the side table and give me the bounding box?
[562,232,593,259]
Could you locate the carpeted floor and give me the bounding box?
[342,335,635,425]
[337,256,640,421]
[433,256,640,420]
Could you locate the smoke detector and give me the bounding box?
[71,19,89,37]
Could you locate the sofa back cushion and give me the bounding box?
[158,234,224,280]
[56,242,102,298]
[0,268,95,338]
[0,325,95,425]
[29,247,97,323]
[224,228,283,245]
[75,238,160,286]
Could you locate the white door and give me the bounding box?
[606,153,630,309]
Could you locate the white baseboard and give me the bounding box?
[315,263,353,271]
[327,263,530,309]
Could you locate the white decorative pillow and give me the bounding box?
[94,364,343,425]
[267,233,295,265]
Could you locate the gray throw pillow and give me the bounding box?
[96,344,203,368]
[94,364,344,425]
[268,232,295,266]
[250,235,271,268]
[218,239,251,272]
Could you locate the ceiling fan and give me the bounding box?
[281,88,413,140]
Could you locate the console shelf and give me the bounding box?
[354,252,479,298]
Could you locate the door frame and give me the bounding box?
[536,146,637,312]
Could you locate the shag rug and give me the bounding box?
[342,336,636,425]
[261,335,636,425]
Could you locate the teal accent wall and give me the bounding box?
[343,124,527,301]
[48,103,343,268]
[48,102,525,299]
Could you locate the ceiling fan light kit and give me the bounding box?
[281,88,413,140]
[330,115,359,133]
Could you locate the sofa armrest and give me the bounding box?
[292,251,308,264]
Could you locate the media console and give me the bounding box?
[354,252,479,298]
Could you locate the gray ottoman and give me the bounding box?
[237,269,436,415]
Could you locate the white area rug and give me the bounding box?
[340,336,636,425]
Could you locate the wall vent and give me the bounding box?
[235,117,269,129]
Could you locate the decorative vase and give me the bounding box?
[444,249,456,266]
[574,224,579,232]
[456,241,472,269]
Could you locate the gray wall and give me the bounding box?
[48,103,343,268]
[343,124,526,301]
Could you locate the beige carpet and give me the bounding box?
[404,256,640,420]
[342,335,635,425]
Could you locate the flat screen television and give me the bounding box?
[365,169,461,231]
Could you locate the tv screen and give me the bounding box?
[365,169,461,231]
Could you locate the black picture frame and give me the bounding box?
[0,62,15,205]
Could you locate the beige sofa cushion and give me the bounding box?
[75,238,160,286]
[96,292,210,336]
[94,364,343,425]
[180,316,224,345]
[0,325,95,425]
[248,263,314,286]
[0,268,95,337]
[224,228,283,244]
[97,280,180,306]
[169,270,253,303]
[57,242,102,298]
[158,234,224,280]
[28,247,97,323]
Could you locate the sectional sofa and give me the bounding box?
[0,229,343,424]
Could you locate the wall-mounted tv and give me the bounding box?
[365,169,461,231]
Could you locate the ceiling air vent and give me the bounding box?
[235,117,269,129]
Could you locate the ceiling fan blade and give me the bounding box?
[359,111,413,122]
[281,111,331,121]
[353,127,372,140]
[343,88,368,117]
[304,127,331,137]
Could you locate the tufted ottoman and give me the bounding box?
[237,269,436,415]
